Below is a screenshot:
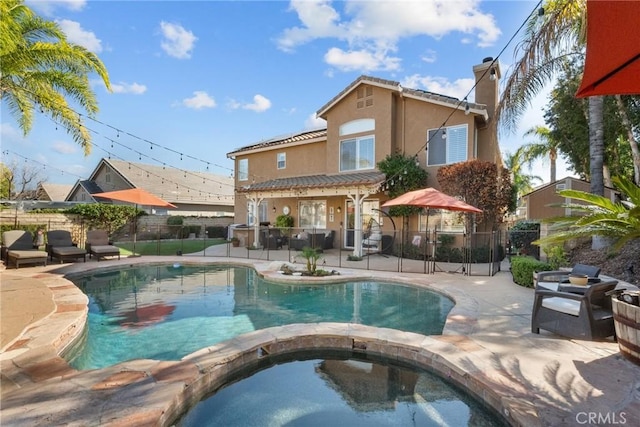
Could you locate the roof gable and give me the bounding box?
[316,75,487,119]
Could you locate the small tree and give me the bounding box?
[437,160,514,231]
[299,247,322,274]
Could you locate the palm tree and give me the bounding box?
[497,0,607,196]
[504,147,541,198]
[0,0,111,155]
[521,125,561,183]
[535,175,640,250]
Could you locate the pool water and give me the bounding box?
[176,352,505,427]
[68,264,454,370]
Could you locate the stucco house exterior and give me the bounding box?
[227,58,503,254]
[65,158,235,217]
[522,176,620,223]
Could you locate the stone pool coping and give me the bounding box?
[1,256,639,426]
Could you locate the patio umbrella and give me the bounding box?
[382,188,482,213]
[93,188,177,255]
[576,0,640,97]
[382,187,482,235]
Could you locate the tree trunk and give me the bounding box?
[588,96,605,196]
[615,95,640,185]
[588,96,606,250]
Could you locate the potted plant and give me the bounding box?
[230,236,240,247]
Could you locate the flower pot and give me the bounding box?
[612,298,640,366]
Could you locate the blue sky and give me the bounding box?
[2,0,569,188]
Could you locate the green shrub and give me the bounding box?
[509,221,540,259]
[275,214,294,228]
[510,256,551,288]
[543,245,569,270]
[167,216,184,226]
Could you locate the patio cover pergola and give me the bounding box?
[238,171,385,255]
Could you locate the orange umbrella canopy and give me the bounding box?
[382,188,482,213]
[93,188,176,208]
[576,0,640,97]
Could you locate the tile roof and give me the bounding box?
[37,183,73,201]
[100,159,235,205]
[227,128,327,156]
[238,171,386,192]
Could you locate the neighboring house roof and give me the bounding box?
[65,158,234,206]
[100,159,235,206]
[523,176,618,198]
[36,183,73,201]
[238,171,386,193]
[316,75,488,120]
[227,128,327,157]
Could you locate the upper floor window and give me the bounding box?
[427,124,468,166]
[105,173,111,183]
[340,136,375,172]
[238,158,248,181]
[277,152,286,169]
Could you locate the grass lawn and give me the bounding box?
[115,238,227,256]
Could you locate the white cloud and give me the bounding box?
[182,91,216,109]
[324,47,401,72]
[0,122,22,140]
[243,95,272,113]
[57,19,102,53]
[304,113,326,130]
[160,22,197,59]
[27,0,87,15]
[401,74,475,101]
[421,49,437,64]
[111,82,147,95]
[52,141,77,154]
[278,0,501,73]
[228,95,273,113]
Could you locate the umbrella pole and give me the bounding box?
[129,204,141,258]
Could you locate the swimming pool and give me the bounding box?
[67,264,454,370]
[176,351,507,426]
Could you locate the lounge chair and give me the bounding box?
[1,230,48,269]
[535,263,601,291]
[531,280,618,340]
[46,230,87,263]
[86,230,120,261]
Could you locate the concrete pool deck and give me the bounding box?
[1,252,639,426]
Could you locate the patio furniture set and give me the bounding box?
[1,229,120,269]
[532,263,620,340]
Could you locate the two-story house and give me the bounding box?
[227,58,502,255]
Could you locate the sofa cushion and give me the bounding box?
[542,297,581,316]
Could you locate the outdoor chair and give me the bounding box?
[531,279,618,340]
[362,218,382,254]
[86,230,120,261]
[1,230,48,269]
[535,263,601,291]
[46,230,87,263]
[289,231,325,251]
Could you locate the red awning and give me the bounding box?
[576,0,640,97]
